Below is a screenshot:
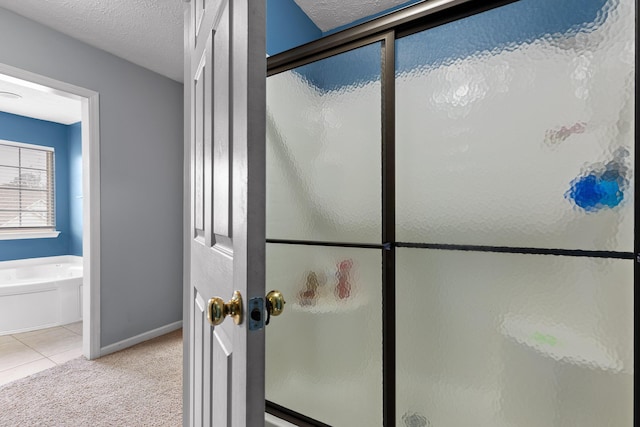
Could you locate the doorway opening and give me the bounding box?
[0,63,101,380]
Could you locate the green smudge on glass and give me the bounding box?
[532,331,558,346]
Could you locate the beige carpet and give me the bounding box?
[0,329,183,426]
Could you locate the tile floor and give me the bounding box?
[0,322,83,386]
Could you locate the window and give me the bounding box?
[0,140,56,235]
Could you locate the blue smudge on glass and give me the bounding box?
[566,163,626,212]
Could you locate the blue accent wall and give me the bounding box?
[396,0,609,75]
[68,122,83,256]
[0,111,79,261]
[294,41,382,91]
[290,0,609,92]
[267,0,322,55]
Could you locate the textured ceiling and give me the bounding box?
[1,0,399,124]
[0,0,184,82]
[0,0,410,125]
[0,0,423,126]
[294,0,413,32]
[0,0,410,86]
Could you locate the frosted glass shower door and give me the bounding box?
[266,41,384,426]
[395,0,634,426]
[266,42,382,244]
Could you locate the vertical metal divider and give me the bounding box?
[381,30,396,427]
[634,7,638,425]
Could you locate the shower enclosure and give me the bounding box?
[265,0,635,425]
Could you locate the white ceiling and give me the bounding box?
[0,0,405,125]
[294,0,414,32]
[0,74,82,125]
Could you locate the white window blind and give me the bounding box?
[0,140,55,232]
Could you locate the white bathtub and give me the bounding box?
[0,255,83,336]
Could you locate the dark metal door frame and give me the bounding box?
[266,0,637,425]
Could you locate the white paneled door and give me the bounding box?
[184,0,266,425]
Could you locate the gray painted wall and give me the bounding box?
[0,7,184,347]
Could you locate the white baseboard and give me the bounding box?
[99,320,182,357]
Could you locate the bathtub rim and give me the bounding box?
[0,255,83,270]
[0,255,83,290]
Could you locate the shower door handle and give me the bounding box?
[265,290,286,325]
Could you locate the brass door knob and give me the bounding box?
[207,290,243,326]
[266,290,285,323]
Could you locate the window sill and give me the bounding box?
[0,231,61,241]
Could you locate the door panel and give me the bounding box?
[193,292,204,426]
[395,0,635,426]
[265,244,383,426]
[265,41,385,425]
[396,248,633,426]
[194,52,205,233]
[266,42,383,244]
[396,0,635,252]
[212,4,231,239]
[212,328,232,426]
[185,0,266,425]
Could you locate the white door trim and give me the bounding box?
[182,3,192,425]
[0,62,102,360]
